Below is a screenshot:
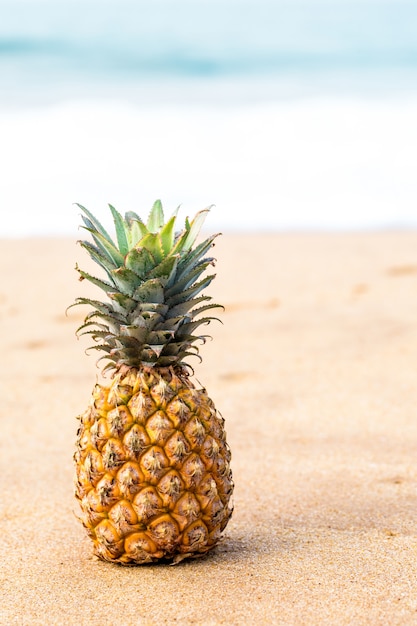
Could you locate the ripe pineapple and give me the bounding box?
[72,200,233,564]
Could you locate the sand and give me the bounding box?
[1,231,417,626]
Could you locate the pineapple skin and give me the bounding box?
[74,366,233,564]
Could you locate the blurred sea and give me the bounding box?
[1,0,417,236]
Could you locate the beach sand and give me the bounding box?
[1,232,417,625]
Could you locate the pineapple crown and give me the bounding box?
[70,200,222,372]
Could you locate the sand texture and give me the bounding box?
[1,232,417,625]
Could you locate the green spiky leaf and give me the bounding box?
[125,211,148,247]
[133,278,165,304]
[80,227,125,267]
[166,275,215,307]
[109,204,129,256]
[159,215,177,255]
[78,240,117,277]
[110,267,141,296]
[125,247,155,279]
[75,265,115,293]
[107,292,137,314]
[138,232,164,264]
[176,233,219,280]
[167,296,209,318]
[147,199,164,233]
[165,261,212,298]
[76,203,114,245]
[148,255,179,282]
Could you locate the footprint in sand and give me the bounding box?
[25,340,47,350]
[386,264,417,277]
[225,298,280,312]
[219,371,257,382]
[351,283,369,297]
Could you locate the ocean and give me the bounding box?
[1,0,417,236]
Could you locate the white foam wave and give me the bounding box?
[1,95,417,236]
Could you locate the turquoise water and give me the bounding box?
[1,0,417,104]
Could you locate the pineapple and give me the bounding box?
[71,200,233,564]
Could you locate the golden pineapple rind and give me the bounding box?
[74,367,233,564]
